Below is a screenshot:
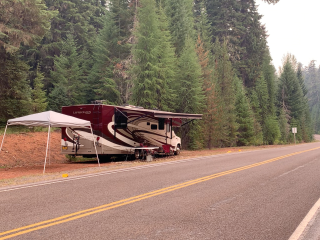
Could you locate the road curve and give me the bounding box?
[1,142,320,239]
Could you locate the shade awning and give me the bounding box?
[117,106,202,120]
[153,112,202,119]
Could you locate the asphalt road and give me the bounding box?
[1,142,320,240]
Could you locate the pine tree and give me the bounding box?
[304,60,320,133]
[88,13,120,104]
[211,39,238,147]
[206,0,267,88]
[48,85,71,112]
[39,0,107,92]
[195,34,216,149]
[201,80,219,149]
[131,0,161,108]
[194,0,212,53]
[278,107,290,143]
[154,5,177,111]
[32,65,48,113]
[277,55,305,143]
[297,63,313,142]
[0,52,32,121]
[249,49,280,145]
[176,38,204,114]
[0,0,55,53]
[109,0,134,59]
[253,75,280,144]
[248,89,264,145]
[234,76,254,146]
[175,37,204,149]
[131,0,177,110]
[163,0,195,56]
[262,51,277,116]
[48,33,86,111]
[109,0,135,104]
[0,0,54,122]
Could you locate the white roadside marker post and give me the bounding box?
[292,127,297,144]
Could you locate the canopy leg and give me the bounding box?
[91,126,100,168]
[0,124,8,153]
[43,125,51,174]
[49,128,51,165]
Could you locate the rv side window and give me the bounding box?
[151,124,157,130]
[115,110,127,129]
[166,123,170,132]
[158,118,165,130]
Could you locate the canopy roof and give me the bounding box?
[7,111,91,128]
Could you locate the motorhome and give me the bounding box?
[61,102,202,159]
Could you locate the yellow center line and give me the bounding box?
[1,147,319,239]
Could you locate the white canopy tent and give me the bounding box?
[0,111,100,173]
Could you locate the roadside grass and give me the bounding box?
[66,155,98,163]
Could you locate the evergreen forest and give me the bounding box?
[0,0,318,149]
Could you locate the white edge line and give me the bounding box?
[0,144,314,193]
[0,151,245,193]
[288,197,320,240]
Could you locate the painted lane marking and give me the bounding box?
[0,147,320,239]
[1,142,313,193]
[288,196,320,240]
[0,151,248,193]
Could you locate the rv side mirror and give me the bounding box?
[166,123,170,132]
[158,118,165,130]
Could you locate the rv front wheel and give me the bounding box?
[175,146,180,155]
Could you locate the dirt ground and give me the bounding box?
[0,131,294,185]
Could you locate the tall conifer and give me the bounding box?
[234,77,254,146]
[212,39,238,147]
[163,0,195,55]
[277,56,305,142]
[131,0,176,110]
[206,0,267,88]
[175,38,204,149]
[32,65,48,113]
[0,53,32,121]
[48,34,86,111]
[88,13,120,104]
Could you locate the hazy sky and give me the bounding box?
[256,0,320,70]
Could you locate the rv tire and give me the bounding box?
[141,150,146,160]
[175,146,181,155]
[134,150,140,160]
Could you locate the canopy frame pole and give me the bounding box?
[0,123,8,153]
[43,125,51,174]
[49,127,51,165]
[90,126,100,167]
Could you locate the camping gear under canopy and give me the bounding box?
[0,111,100,173]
